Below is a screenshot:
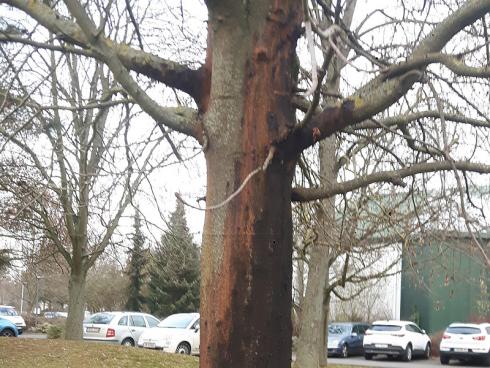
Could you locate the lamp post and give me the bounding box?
[20,282,25,314]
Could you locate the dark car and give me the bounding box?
[327,322,370,357]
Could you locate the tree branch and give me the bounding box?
[292,0,490,152]
[292,160,490,202]
[1,0,206,104]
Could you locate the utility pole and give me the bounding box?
[20,283,25,314]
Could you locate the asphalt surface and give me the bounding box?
[329,355,489,367]
[19,332,47,339]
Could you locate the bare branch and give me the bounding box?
[292,161,490,202]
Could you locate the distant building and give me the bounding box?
[400,232,490,333]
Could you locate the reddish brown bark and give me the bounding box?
[200,1,302,367]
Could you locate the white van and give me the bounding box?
[0,305,26,334]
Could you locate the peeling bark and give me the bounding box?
[200,1,302,367]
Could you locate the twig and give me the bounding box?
[176,146,276,211]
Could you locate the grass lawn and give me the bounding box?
[0,337,365,368]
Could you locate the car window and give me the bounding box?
[146,316,159,328]
[191,319,200,330]
[0,307,17,316]
[328,324,351,335]
[352,325,360,334]
[370,324,402,332]
[486,327,490,335]
[86,313,115,324]
[158,314,196,329]
[130,315,147,327]
[118,316,128,326]
[447,326,482,335]
[406,324,420,333]
[355,325,369,334]
[412,324,424,333]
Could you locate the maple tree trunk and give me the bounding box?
[199,1,302,367]
[64,269,87,340]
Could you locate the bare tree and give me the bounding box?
[0,42,175,338]
[1,0,490,366]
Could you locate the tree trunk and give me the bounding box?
[200,2,302,367]
[294,137,337,368]
[64,270,87,340]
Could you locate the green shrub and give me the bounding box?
[47,325,63,339]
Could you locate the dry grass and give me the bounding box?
[0,338,198,368]
[0,337,365,368]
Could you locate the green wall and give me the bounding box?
[400,238,489,334]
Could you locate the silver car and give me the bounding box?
[83,311,160,346]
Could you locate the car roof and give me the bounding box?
[371,320,415,326]
[166,312,200,318]
[448,322,490,328]
[330,322,369,325]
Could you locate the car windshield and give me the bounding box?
[158,314,195,329]
[85,313,115,325]
[447,326,481,335]
[370,324,402,332]
[329,324,351,335]
[0,307,18,316]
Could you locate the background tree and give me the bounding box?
[85,259,128,312]
[0,46,174,338]
[0,249,10,273]
[125,210,147,312]
[1,1,490,366]
[147,199,200,317]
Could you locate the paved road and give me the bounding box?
[329,356,488,367]
[19,332,47,339]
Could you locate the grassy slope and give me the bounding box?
[0,338,364,368]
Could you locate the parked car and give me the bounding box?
[83,311,160,346]
[363,320,431,361]
[0,317,18,337]
[327,322,370,357]
[0,305,26,334]
[439,322,490,365]
[138,313,200,355]
[44,311,68,319]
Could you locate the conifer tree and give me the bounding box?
[0,249,10,273]
[147,199,200,317]
[125,210,146,311]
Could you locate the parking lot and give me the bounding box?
[329,356,489,368]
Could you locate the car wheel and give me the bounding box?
[176,342,191,355]
[0,328,15,337]
[364,353,373,360]
[402,343,412,362]
[341,344,349,358]
[440,354,449,365]
[121,338,134,347]
[484,352,490,366]
[424,342,431,359]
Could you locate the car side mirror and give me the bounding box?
[421,329,426,334]
[194,327,199,333]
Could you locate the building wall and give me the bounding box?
[400,238,489,333]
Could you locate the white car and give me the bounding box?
[439,323,490,365]
[138,313,200,355]
[363,320,431,361]
[83,311,160,346]
[0,305,26,334]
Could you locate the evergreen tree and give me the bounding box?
[0,249,10,273]
[147,199,200,317]
[125,210,146,311]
